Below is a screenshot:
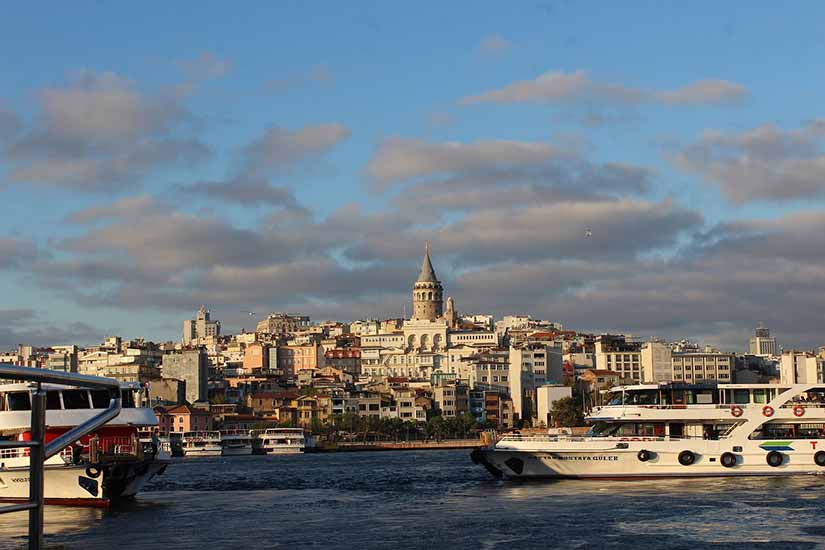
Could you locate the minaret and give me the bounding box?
[412,242,443,321]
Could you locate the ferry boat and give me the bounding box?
[0,382,168,506]
[254,428,305,454]
[471,383,825,479]
[180,431,222,457]
[221,431,253,456]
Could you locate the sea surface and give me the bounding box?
[2,450,825,549]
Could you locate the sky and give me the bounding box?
[2,1,825,351]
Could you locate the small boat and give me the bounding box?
[254,428,305,454]
[472,382,825,479]
[221,431,253,456]
[180,431,222,457]
[0,382,169,506]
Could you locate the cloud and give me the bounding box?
[3,71,210,191]
[239,123,350,176]
[65,195,169,224]
[478,34,512,54]
[461,70,747,106]
[0,238,39,269]
[668,120,825,203]
[178,52,232,80]
[179,178,309,213]
[653,79,747,105]
[0,104,21,142]
[0,309,101,348]
[366,137,566,187]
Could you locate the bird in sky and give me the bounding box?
[242,310,256,316]
[584,227,593,238]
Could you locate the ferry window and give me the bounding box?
[752,389,766,404]
[46,391,62,410]
[733,389,750,405]
[695,391,714,405]
[121,390,135,408]
[7,392,30,411]
[90,390,111,409]
[62,390,90,409]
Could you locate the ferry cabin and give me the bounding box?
[592,383,825,441]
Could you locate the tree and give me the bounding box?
[549,397,585,427]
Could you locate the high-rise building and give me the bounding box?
[183,306,221,346]
[749,323,777,356]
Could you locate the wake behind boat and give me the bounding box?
[472,382,825,479]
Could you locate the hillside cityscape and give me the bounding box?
[2,245,821,435]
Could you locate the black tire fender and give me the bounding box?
[720,452,737,468]
[85,465,102,479]
[766,450,784,467]
[678,450,695,466]
[815,451,825,467]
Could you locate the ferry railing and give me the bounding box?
[0,365,121,550]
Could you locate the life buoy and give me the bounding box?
[637,449,652,462]
[85,465,101,479]
[730,405,743,418]
[814,451,825,467]
[793,405,805,417]
[762,405,775,417]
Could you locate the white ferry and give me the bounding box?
[0,382,168,506]
[221,431,253,456]
[180,431,222,457]
[254,428,305,454]
[471,383,825,479]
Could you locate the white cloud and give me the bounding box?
[461,70,747,106]
[478,34,512,54]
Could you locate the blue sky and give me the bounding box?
[2,2,825,350]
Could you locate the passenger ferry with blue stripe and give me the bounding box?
[472,383,825,479]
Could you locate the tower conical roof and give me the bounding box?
[416,242,439,283]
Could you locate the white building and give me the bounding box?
[672,351,735,383]
[780,350,825,384]
[641,342,672,383]
[749,323,778,357]
[534,385,573,427]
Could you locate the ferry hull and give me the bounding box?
[221,446,253,456]
[182,448,222,457]
[472,445,825,479]
[0,460,168,506]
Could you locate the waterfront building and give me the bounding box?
[780,350,825,384]
[469,390,514,428]
[155,403,212,436]
[749,323,778,357]
[508,342,562,422]
[183,306,221,346]
[640,341,672,382]
[534,385,574,427]
[432,381,469,418]
[162,348,209,403]
[595,335,642,382]
[672,350,735,383]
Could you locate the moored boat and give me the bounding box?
[254,428,305,454]
[472,383,825,479]
[0,382,169,506]
[180,431,222,457]
[221,430,253,456]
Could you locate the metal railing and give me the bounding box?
[0,365,121,550]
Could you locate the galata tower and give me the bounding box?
[412,242,443,321]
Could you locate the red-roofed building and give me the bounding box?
[324,348,361,375]
[154,404,212,435]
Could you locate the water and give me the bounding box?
[2,450,825,549]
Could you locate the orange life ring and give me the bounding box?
[793,405,805,417]
[730,405,743,418]
[762,405,775,417]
